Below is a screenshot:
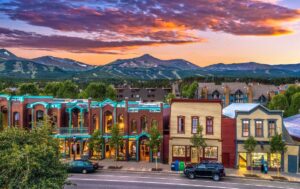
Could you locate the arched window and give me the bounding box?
[212,90,220,99]
[131,119,137,134]
[104,111,113,133]
[141,116,147,132]
[13,112,20,127]
[118,114,124,133]
[36,110,44,122]
[151,120,158,128]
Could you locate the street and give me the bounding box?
[66,171,300,189]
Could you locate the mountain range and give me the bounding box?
[0,49,299,80]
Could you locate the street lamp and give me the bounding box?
[73,136,76,161]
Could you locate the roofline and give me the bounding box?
[171,98,222,104]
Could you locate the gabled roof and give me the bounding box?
[284,114,300,139]
[222,103,260,118]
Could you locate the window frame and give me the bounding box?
[255,119,264,137]
[268,119,277,137]
[206,116,214,135]
[242,119,250,137]
[177,116,185,134]
[191,116,199,134]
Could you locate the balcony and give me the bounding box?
[54,127,89,135]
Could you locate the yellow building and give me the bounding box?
[223,103,299,173]
[169,99,222,164]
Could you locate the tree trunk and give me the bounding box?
[250,153,253,175]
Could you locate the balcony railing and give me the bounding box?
[55,127,89,135]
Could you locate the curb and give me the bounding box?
[97,169,300,183]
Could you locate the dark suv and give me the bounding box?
[184,162,225,181]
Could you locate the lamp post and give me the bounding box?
[73,136,76,161]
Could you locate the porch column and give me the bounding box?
[57,108,61,128]
[80,109,83,129]
[31,109,34,128]
[113,105,117,124]
[68,109,72,128]
[100,107,103,133]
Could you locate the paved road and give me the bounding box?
[66,171,300,189]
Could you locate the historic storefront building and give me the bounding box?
[0,95,170,163]
[222,103,299,173]
[169,99,222,163]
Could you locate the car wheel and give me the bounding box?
[188,172,195,179]
[82,169,87,174]
[212,174,220,181]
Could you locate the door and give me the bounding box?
[191,147,198,163]
[288,155,297,173]
[222,153,230,167]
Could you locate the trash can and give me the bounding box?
[179,161,185,171]
[171,160,179,171]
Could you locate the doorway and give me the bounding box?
[191,147,198,163]
[139,137,150,161]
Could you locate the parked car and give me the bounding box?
[184,162,225,181]
[68,160,96,174]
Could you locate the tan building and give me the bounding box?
[169,99,222,164]
[223,103,299,173]
[198,82,278,107]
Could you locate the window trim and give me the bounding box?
[254,119,264,138]
[177,116,185,134]
[206,116,214,135]
[242,119,250,137]
[191,116,199,134]
[268,119,277,137]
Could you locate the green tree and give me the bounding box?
[106,85,117,100]
[43,82,63,97]
[268,94,289,116]
[165,93,175,104]
[149,125,161,170]
[270,134,287,176]
[285,85,300,104]
[57,80,79,98]
[0,121,68,189]
[288,92,300,116]
[181,81,198,99]
[18,83,39,95]
[109,124,124,167]
[190,125,207,163]
[83,82,107,100]
[243,136,257,174]
[88,129,104,160]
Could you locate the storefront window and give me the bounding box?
[129,140,137,159]
[204,147,218,159]
[270,153,281,168]
[252,153,267,167]
[118,140,126,160]
[173,146,185,157]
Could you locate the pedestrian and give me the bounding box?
[264,161,268,174]
[260,156,265,173]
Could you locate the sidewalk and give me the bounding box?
[95,159,300,183]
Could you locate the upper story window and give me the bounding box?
[104,111,113,133]
[177,116,185,134]
[268,120,276,137]
[131,119,137,134]
[255,120,263,137]
[118,114,124,133]
[191,116,199,134]
[242,120,250,137]
[36,110,44,122]
[141,116,148,132]
[206,117,214,135]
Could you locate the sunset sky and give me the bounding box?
[0,0,300,66]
